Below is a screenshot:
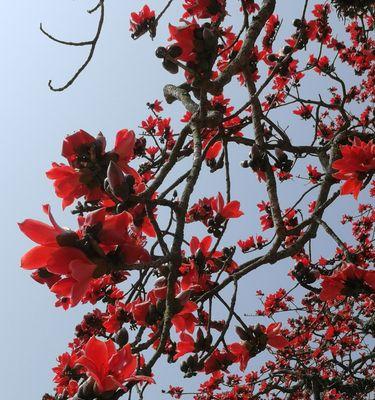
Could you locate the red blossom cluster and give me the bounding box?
[22,0,375,399]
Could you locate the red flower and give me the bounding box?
[230,323,289,371]
[307,164,323,184]
[241,0,260,14]
[49,255,96,307]
[293,104,314,119]
[238,236,256,252]
[148,99,163,113]
[167,386,184,399]
[130,5,156,39]
[47,129,137,208]
[132,300,152,326]
[113,129,136,168]
[186,197,214,225]
[262,14,279,51]
[53,351,82,396]
[320,264,375,301]
[315,56,331,73]
[228,342,250,371]
[182,0,225,20]
[78,208,132,246]
[61,130,98,164]
[332,138,375,199]
[19,206,96,307]
[263,289,290,316]
[205,141,223,160]
[190,235,212,257]
[168,23,199,62]
[264,322,289,349]
[75,337,153,393]
[46,163,101,209]
[212,192,243,219]
[172,292,198,333]
[174,332,195,360]
[204,349,236,374]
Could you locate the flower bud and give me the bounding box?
[196,328,204,344]
[283,45,293,55]
[107,161,125,195]
[115,327,129,347]
[168,45,183,58]
[124,173,136,188]
[162,59,179,74]
[155,46,167,58]
[96,132,106,153]
[187,354,198,369]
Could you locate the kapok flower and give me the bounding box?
[78,207,132,246]
[204,349,236,374]
[182,0,225,20]
[238,236,256,252]
[205,141,223,160]
[293,104,314,119]
[75,337,153,393]
[211,192,244,219]
[320,264,375,301]
[168,22,199,62]
[190,235,212,257]
[19,205,96,307]
[174,332,196,360]
[307,165,323,184]
[47,129,137,208]
[265,322,290,349]
[332,138,375,199]
[130,5,156,39]
[172,291,198,333]
[228,342,251,371]
[46,163,102,209]
[61,129,98,165]
[53,351,82,397]
[230,323,289,371]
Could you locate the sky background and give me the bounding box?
[0,0,370,398]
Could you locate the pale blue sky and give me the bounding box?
[0,1,369,398]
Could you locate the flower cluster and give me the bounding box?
[24,1,375,399]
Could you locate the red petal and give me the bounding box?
[50,277,75,297]
[267,335,289,349]
[221,201,244,219]
[21,245,55,270]
[205,141,222,160]
[47,248,91,275]
[75,355,105,393]
[189,237,199,255]
[83,337,110,383]
[200,236,212,255]
[19,219,59,245]
[114,129,135,163]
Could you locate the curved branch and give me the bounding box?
[47,0,105,92]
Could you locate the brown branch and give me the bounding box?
[46,0,105,91]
